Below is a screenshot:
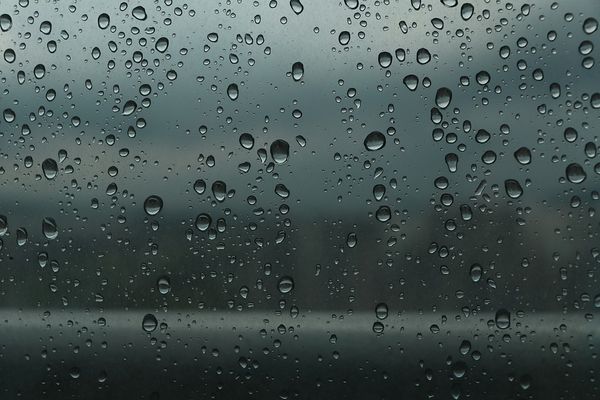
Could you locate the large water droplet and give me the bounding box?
[403,74,419,91]
[98,13,110,29]
[514,147,531,165]
[0,14,12,32]
[495,309,510,329]
[344,0,358,9]
[270,140,290,164]
[16,227,28,246]
[42,158,58,180]
[239,133,254,149]
[157,277,171,295]
[469,264,482,282]
[290,0,304,14]
[378,51,392,68]
[504,179,523,199]
[364,131,386,151]
[227,83,239,101]
[375,206,391,222]
[292,62,304,81]
[132,6,147,20]
[375,303,388,320]
[566,163,586,183]
[212,181,227,202]
[583,17,598,34]
[122,100,137,116]
[42,217,58,240]
[278,276,294,294]
[143,195,163,216]
[416,48,431,64]
[338,31,351,45]
[155,37,169,53]
[195,213,211,231]
[435,87,452,109]
[142,314,158,332]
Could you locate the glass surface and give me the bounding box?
[0,0,599,398]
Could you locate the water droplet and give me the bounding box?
[435,87,452,109]
[338,31,350,45]
[459,340,471,355]
[564,127,578,143]
[460,3,474,20]
[3,49,15,63]
[476,70,490,85]
[122,100,137,116]
[239,133,254,149]
[344,0,358,9]
[34,64,46,79]
[378,51,392,68]
[207,32,218,42]
[98,13,110,29]
[292,62,304,81]
[440,0,458,7]
[364,131,386,151]
[375,303,388,320]
[16,227,27,246]
[227,83,239,101]
[403,74,419,91]
[346,232,357,248]
[375,206,391,222]
[3,108,16,123]
[142,314,158,332]
[469,264,482,282]
[290,0,304,15]
[372,321,384,334]
[39,21,52,35]
[566,163,586,184]
[132,6,147,20]
[42,158,58,180]
[0,215,7,236]
[270,140,290,164]
[42,217,58,240]
[157,276,171,295]
[416,48,431,64]
[0,14,12,32]
[373,184,386,201]
[431,18,444,30]
[212,181,227,202]
[583,17,598,34]
[195,213,212,231]
[514,147,531,165]
[504,179,523,199]
[275,184,290,198]
[495,309,510,329]
[143,195,163,216]
[278,276,294,294]
[155,37,169,53]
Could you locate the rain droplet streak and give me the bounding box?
[143,195,163,216]
[42,158,58,180]
[364,131,386,151]
[270,140,290,164]
[142,314,158,332]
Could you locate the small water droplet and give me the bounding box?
[375,303,388,320]
[157,276,171,295]
[291,61,304,81]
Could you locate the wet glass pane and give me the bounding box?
[0,0,599,399]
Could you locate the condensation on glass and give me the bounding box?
[0,0,599,399]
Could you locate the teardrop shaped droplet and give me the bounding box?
[42,217,58,240]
